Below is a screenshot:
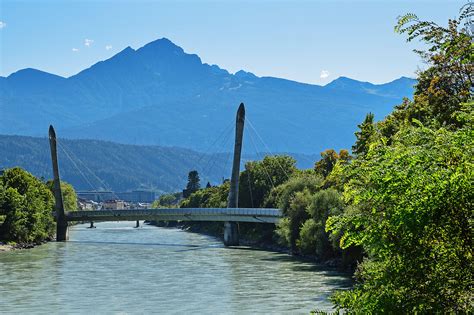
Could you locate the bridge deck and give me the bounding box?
[65,208,282,224]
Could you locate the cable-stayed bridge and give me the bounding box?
[48,103,282,246]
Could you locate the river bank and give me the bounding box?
[0,239,51,252]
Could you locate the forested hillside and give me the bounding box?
[0,135,319,192]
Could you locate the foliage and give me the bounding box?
[239,155,297,208]
[181,182,229,208]
[352,113,375,157]
[152,192,182,208]
[390,4,473,129]
[321,6,474,312]
[183,170,201,198]
[314,149,352,179]
[0,168,55,243]
[45,181,78,211]
[326,111,473,312]
[307,189,345,258]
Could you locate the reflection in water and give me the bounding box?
[0,222,350,314]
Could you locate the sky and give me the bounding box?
[0,0,467,85]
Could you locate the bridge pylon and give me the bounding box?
[48,125,69,241]
[224,103,245,246]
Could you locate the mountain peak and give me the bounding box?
[234,70,258,80]
[325,76,372,89]
[138,37,184,54]
[8,68,65,80]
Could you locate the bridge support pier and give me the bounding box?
[224,103,245,246]
[224,222,239,246]
[49,125,69,241]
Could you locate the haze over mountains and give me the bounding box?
[0,38,416,154]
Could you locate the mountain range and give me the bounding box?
[0,38,416,155]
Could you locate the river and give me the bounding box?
[0,222,350,314]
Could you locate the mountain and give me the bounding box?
[0,135,319,192]
[0,38,416,154]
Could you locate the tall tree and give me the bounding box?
[314,149,339,177]
[184,170,200,198]
[352,112,375,157]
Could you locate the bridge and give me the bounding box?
[48,103,282,246]
[65,208,281,224]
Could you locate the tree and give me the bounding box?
[0,168,55,243]
[183,170,200,198]
[46,181,78,211]
[393,4,473,128]
[326,110,473,312]
[306,188,344,259]
[314,149,352,179]
[181,181,229,208]
[152,192,181,208]
[324,6,474,311]
[352,113,375,157]
[271,172,323,253]
[239,155,297,208]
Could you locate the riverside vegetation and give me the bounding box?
[0,167,77,245]
[0,5,472,313]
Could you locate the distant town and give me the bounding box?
[77,190,156,211]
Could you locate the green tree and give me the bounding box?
[392,4,473,128]
[181,181,229,209]
[326,115,473,312]
[0,168,55,243]
[271,173,323,253]
[314,149,339,178]
[184,170,200,198]
[239,155,297,208]
[352,112,375,157]
[306,188,344,259]
[46,181,78,211]
[152,192,181,208]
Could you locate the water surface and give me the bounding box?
[0,222,350,314]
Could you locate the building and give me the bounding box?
[102,200,125,210]
[78,190,156,203]
[77,198,99,211]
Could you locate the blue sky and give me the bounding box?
[0,0,466,84]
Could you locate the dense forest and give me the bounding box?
[156,6,473,312]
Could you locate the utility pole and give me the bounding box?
[224,103,245,246]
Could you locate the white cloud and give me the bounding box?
[84,39,94,47]
[105,45,112,50]
[0,21,6,29]
[320,70,330,79]
[72,48,79,52]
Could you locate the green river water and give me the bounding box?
[0,222,350,314]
